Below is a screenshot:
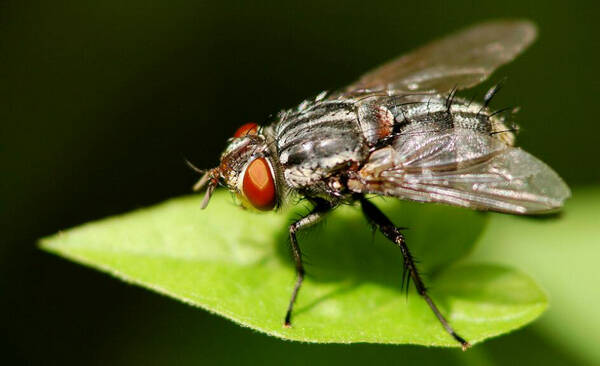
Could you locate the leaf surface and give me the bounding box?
[40,191,547,347]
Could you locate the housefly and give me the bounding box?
[191,20,571,350]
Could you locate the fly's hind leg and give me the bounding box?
[360,197,470,350]
[284,199,332,327]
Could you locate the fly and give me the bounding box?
[191,20,571,350]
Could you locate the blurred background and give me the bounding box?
[2,1,598,365]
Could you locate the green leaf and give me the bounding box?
[40,191,547,347]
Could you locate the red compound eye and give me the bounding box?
[242,157,276,211]
[233,122,258,138]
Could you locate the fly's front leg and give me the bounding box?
[284,199,332,327]
[360,197,470,350]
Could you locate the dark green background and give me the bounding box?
[2,1,597,365]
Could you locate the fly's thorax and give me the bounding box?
[275,99,369,188]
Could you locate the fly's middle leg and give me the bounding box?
[359,197,471,350]
[284,199,332,327]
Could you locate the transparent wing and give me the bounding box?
[342,20,537,95]
[348,129,570,214]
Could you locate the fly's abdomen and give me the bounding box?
[275,100,367,188]
[357,94,516,147]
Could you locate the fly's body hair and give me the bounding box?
[482,79,507,108]
[445,86,459,113]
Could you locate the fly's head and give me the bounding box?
[192,122,280,211]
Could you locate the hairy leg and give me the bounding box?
[284,199,332,327]
[360,197,470,350]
